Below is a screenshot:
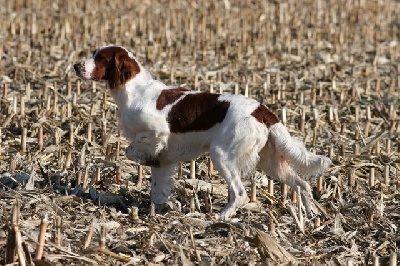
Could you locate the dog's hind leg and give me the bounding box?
[258,141,318,216]
[210,146,249,220]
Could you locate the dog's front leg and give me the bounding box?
[125,131,169,166]
[150,164,176,205]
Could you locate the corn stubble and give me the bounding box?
[0,0,399,265]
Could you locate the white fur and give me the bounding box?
[80,58,95,79]
[269,123,331,176]
[75,46,331,220]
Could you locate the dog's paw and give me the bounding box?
[218,205,237,221]
[126,147,160,166]
[151,179,175,205]
[217,193,248,220]
[151,191,171,205]
[125,145,143,161]
[153,202,172,215]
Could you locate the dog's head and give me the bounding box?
[74,45,141,89]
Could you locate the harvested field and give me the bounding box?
[1,0,400,265]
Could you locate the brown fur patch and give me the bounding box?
[156,87,189,110]
[90,46,140,89]
[167,92,230,133]
[251,104,279,127]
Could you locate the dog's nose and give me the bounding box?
[73,63,81,72]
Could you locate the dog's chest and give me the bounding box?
[119,104,169,140]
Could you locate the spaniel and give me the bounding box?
[74,45,331,219]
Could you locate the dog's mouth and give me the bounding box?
[75,71,84,79]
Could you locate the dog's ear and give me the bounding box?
[107,53,140,89]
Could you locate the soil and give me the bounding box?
[0,0,399,265]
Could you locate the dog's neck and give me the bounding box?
[109,65,155,110]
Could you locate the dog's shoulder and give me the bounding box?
[156,87,190,110]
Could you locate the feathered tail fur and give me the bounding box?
[267,123,331,176]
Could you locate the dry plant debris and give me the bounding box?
[1,0,400,265]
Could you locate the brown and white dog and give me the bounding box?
[74,45,331,219]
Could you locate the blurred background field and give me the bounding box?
[0,0,400,265]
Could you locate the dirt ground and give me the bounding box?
[0,0,400,265]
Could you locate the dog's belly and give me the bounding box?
[159,130,215,163]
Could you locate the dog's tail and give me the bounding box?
[268,123,331,176]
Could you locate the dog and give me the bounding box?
[74,45,331,219]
